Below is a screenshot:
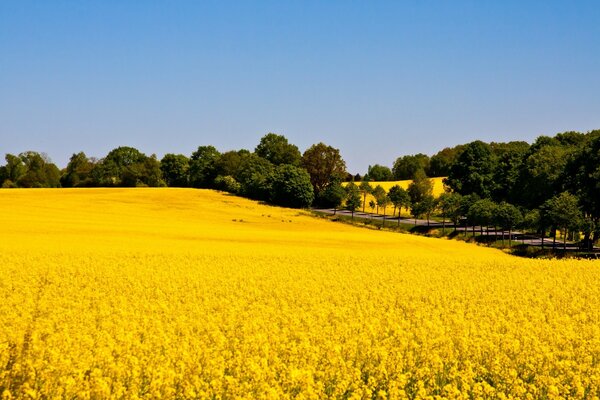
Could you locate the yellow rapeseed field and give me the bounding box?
[1,188,599,399]
[343,178,446,216]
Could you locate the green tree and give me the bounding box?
[392,154,430,180]
[160,154,189,187]
[189,146,221,188]
[371,185,386,215]
[460,194,481,237]
[235,154,274,201]
[268,164,314,208]
[541,192,582,251]
[318,180,346,214]
[255,133,301,166]
[388,185,410,218]
[467,199,497,235]
[437,192,462,233]
[368,200,376,216]
[345,183,362,220]
[302,142,347,197]
[61,152,96,187]
[490,141,530,202]
[514,138,570,208]
[359,180,373,213]
[16,152,61,188]
[214,175,241,194]
[3,154,26,184]
[366,164,393,181]
[494,202,523,246]
[445,140,496,198]
[428,145,464,177]
[563,131,600,249]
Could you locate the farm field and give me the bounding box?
[343,178,446,216]
[1,188,600,399]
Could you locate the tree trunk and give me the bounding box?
[362,194,366,212]
[508,228,512,246]
[553,228,556,250]
[541,228,545,250]
[442,214,446,234]
[382,206,386,227]
[333,207,337,215]
[351,210,354,220]
[564,227,567,251]
[501,229,505,246]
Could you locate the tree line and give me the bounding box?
[0,134,345,209]
[2,129,599,248]
[353,130,600,250]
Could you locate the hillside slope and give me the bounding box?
[1,189,599,398]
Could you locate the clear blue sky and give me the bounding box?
[1,1,599,173]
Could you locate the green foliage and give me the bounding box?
[495,202,523,231]
[407,170,433,204]
[429,146,464,177]
[437,192,463,226]
[61,152,96,187]
[235,154,274,201]
[94,147,164,187]
[160,154,189,187]
[468,199,498,228]
[392,153,430,180]
[317,180,346,209]
[302,142,347,196]
[366,164,393,181]
[541,192,582,233]
[255,133,301,166]
[214,175,241,194]
[189,146,221,188]
[388,185,410,215]
[268,164,314,208]
[4,152,61,188]
[344,183,362,216]
[445,141,496,198]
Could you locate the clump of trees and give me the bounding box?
[0,133,347,211]
[3,128,600,248]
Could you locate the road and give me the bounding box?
[312,208,599,252]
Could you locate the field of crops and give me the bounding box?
[343,178,446,216]
[1,188,599,399]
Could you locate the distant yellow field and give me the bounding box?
[343,177,446,216]
[1,188,599,398]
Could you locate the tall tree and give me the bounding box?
[345,183,362,220]
[445,140,496,198]
[392,154,430,180]
[301,142,347,197]
[61,152,96,187]
[388,185,410,218]
[189,146,221,188]
[268,164,314,208]
[318,180,346,213]
[160,154,190,187]
[365,164,393,181]
[428,145,464,177]
[359,180,373,213]
[495,202,523,246]
[541,192,582,251]
[15,152,61,188]
[371,185,386,215]
[255,133,301,166]
[437,192,462,233]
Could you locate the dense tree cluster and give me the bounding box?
[3,129,600,247]
[0,133,346,210]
